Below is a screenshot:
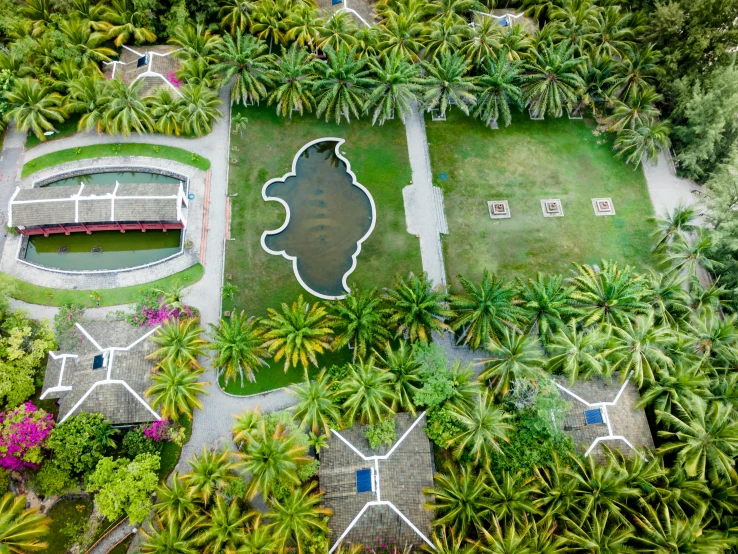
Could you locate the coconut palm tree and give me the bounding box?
[447,389,513,464]
[517,272,577,344]
[140,515,202,554]
[477,329,545,395]
[338,358,398,425]
[607,86,662,131]
[330,288,390,361]
[657,400,738,481]
[212,30,274,106]
[593,5,634,58]
[548,0,599,55]
[614,43,661,101]
[473,54,524,128]
[374,340,422,415]
[149,318,209,369]
[250,0,290,51]
[102,78,154,136]
[218,0,256,35]
[377,11,427,61]
[577,53,619,115]
[685,309,738,365]
[650,205,698,253]
[240,519,279,553]
[284,5,325,51]
[209,311,269,387]
[424,526,475,554]
[178,83,223,136]
[147,88,183,136]
[184,447,238,506]
[266,482,332,554]
[318,10,358,51]
[648,270,691,327]
[146,361,209,421]
[522,39,585,118]
[154,472,195,524]
[0,493,50,553]
[563,509,633,553]
[289,370,340,435]
[461,15,502,67]
[663,229,719,278]
[260,295,333,373]
[450,271,524,350]
[169,23,221,63]
[313,45,375,124]
[4,78,64,141]
[268,44,316,117]
[533,452,578,516]
[198,496,251,553]
[614,119,671,166]
[419,51,478,117]
[547,320,608,382]
[637,362,710,417]
[236,420,309,500]
[384,273,454,343]
[364,53,422,125]
[424,463,489,537]
[424,14,465,60]
[58,17,117,67]
[569,260,651,327]
[65,74,110,133]
[476,518,532,554]
[104,0,157,46]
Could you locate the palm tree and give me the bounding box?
[146,361,209,421]
[284,5,325,51]
[547,320,608,382]
[198,496,251,553]
[154,472,195,524]
[140,515,202,554]
[650,205,698,253]
[313,45,375,124]
[212,30,274,106]
[230,112,248,136]
[232,407,262,445]
[0,493,50,553]
[266,482,331,554]
[563,509,633,553]
[383,273,454,343]
[419,52,478,117]
[209,311,269,387]
[686,309,738,365]
[338,358,398,425]
[461,15,502,67]
[178,84,223,136]
[648,270,691,326]
[522,39,585,118]
[424,14,465,60]
[149,318,209,369]
[240,519,279,553]
[377,11,427,61]
[605,313,675,387]
[663,229,719,278]
[4,78,64,141]
[533,452,578,516]
[632,504,733,553]
[517,272,577,344]
[330,288,389,361]
[364,53,422,125]
[477,329,545,395]
[289,370,340,435]
[169,23,221,63]
[104,0,157,47]
[607,86,662,131]
[569,260,651,327]
[447,389,513,463]
[260,295,333,373]
[498,24,532,61]
[102,78,154,136]
[218,0,256,35]
[473,54,524,128]
[374,340,422,415]
[424,525,475,554]
[424,463,489,537]
[250,0,289,52]
[58,17,117,67]
[177,58,217,87]
[476,518,532,554]
[65,74,110,133]
[236,420,309,500]
[637,362,710,417]
[614,119,671,167]
[614,43,661,101]
[268,44,316,117]
[657,400,738,481]
[147,88,183,136]
[450,271,523,350]
[318,11,358,51]
[184,447,238,506]
[577,53,619,115]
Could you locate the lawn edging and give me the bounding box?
[22,143,211,177]
[217,382,292,399]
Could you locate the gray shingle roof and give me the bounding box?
[11,183,183,228]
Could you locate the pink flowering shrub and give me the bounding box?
[167,72,181,88]
[141,419,185,446]
[0,403,54,471]
[128,290,196,326]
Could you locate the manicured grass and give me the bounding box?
[1,263,203,307]
[224,105,421,314]
[21,143,211,178]
[25,116,81,150]
[426,111,655,291]
[42,496,93,554]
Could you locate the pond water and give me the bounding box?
[43,171,180,187]
[262,140,374,298]
[25,230,181,271]
[43,496,93,554]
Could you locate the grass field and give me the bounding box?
[25,116,81,150]
[221,105,420,395]
[426,111,655,291]
[21,143,210,177]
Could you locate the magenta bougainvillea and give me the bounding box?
[0,403,54,471]
[129,294,194,327]
[142,418,172,442]
[167,72,181,88]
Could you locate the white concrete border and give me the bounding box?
[260,137,376,300]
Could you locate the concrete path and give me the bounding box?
[642,150,704,218]
[88,519,132,554]
[0,124,26,255]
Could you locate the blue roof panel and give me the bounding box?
[356,468,372,493]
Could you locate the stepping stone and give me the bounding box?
[487,200,511,219]
[541,199,564,217]
[592,198,616,216]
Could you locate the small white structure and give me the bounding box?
[592,198,616,216]
[488,200,511,219]
[541,199,564,217]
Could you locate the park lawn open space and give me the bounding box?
[223,105,421,395]
[427,111,655,291]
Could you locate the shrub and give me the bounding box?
[46,413,116,477]
[412,344,455,410]
[32,462,73,497]
[127,289,197,326]
[122,428,160,459]
[0,470,9,495]
[54,303,85,350]
[326,364,350,395]
[0,402,54,470]
[365,417,397,450]
[141,418,183,444]
[297,458,319,482]
[424,407,464,447]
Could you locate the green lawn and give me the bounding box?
[25,116,81,150]
[426,111,655,291]
[1,263,203,307]
[22,143,210,177]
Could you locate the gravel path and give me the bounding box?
[642,150,704,218]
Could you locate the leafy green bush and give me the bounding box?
[46,413,117,478]
[53,303,85,351]
[32,462,74,497]
[365,417,397,449]
[297,458,319,482]
[425,407,464,447]
[121,428,161,459]
[412,344,456,409]
[0,470,9,495]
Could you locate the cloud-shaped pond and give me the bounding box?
[260,138,376,300]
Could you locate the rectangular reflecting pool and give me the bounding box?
[43,171,181,187]
[24,230,182,271]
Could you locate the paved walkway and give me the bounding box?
[641,150,704,219]
[0,124,26,255]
